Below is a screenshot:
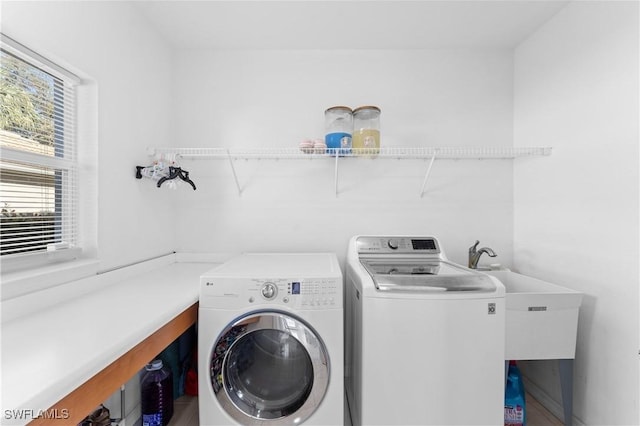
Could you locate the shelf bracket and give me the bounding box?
[226,149,242,195]
[419,152,437,197]
[334,154,340,197]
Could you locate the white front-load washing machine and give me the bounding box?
[345,236,505,425]
[198,253,343,426]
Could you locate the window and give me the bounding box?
[0,34,80,260]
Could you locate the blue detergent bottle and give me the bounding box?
[505,360,526,426]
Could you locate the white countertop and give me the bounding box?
[1,258,217,424]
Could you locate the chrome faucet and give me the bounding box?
[468,240,497,269]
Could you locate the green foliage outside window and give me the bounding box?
[0,49,55,147]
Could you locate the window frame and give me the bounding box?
[0,33,96,290]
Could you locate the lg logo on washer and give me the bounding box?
[205,281,236,297]
[200,279,243,307]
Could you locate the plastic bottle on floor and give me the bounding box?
[141,359,174,426]
[505,360,526,426]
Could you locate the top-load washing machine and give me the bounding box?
[345,236,505,425]
[198,253,343,426]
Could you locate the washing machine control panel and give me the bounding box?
[201,276,342,309]
[356,236,441,255]
[256,278,340,308]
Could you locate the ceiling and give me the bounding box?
[133,0,570,50]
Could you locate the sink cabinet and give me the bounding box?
[484,270,583,426]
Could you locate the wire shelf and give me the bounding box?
[145,146,551,197]
[148,146,551,160]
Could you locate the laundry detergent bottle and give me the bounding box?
[504,360,526,426]
[141,359,174,426]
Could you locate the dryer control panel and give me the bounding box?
[356,236,441,255]
[200,276,342,310]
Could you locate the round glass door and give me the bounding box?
[210,312,330,425]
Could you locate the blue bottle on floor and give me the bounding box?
[505,360,526,426]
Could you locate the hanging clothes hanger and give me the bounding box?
[136,151,196,190]
[156,166,197,190]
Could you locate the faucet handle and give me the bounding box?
[469,240,480,253]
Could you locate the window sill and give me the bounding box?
[1,255,99,302]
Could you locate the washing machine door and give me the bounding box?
[210,311,330,425]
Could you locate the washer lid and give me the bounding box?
[361,259,496,293]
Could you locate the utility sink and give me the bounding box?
[483,270,583,360]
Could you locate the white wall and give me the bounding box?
[2,1,176,272]
[172,49,517,267]
[514,1,639,424]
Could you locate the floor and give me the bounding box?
[169,393,564,425]
[169,395,199,426]
[527,394,564,426]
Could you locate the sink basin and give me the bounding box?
[483,270,583,360]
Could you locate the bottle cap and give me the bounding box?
[325,106,353,114]
[353,105,381,114]
[145,359,163,371]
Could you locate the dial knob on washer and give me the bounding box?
[261,282,277,300]
[388,239,399,250]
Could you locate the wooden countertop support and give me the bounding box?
[28,303,198,426]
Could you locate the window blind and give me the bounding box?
[0,34,79,257]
